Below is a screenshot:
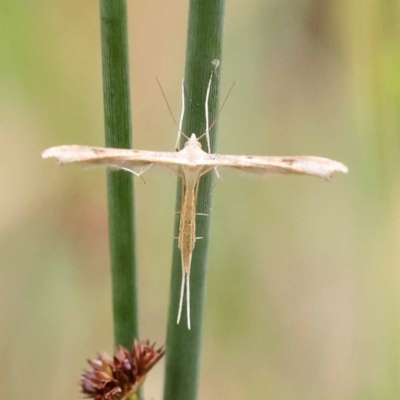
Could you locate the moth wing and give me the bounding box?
[202,154,348,180]
[42,145,186,174]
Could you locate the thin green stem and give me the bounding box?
[163,1,225,400]
[99,0,139,347]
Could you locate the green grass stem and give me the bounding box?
[99,0,139,348]
[163,1,226,399]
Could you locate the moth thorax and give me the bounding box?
[185,133,202,148]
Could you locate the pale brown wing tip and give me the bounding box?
[292,157,348,180]
[41,145,90,164]
[325,161,349,180]
[41,145,73,158]
[332,161,348,174]
[42,146,60,160]
[41,146,65,164]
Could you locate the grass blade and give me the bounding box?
[99,0,139,347]
[163,1,226,399]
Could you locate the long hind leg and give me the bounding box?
[186,271,191,330]
[204,70,221,180]
[176,272,185,325]
[176,271,191,330]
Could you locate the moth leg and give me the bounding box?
[175,79,185,151]
[108,163,153,183]
[177,267,191,329]
[200,166,221,190]
[200,166,216,177]
[177,210,207,216]
[134,163,154,183]
[175,210,206,216]
[142,163,154,175]
[195,237,203,240]
[186,271,191,330]
[176,273,185,326]
[205,70,213,154]
[204,71,221,180]
[199,166,222,190]
[214,168,222,180]
[212,181,219,190]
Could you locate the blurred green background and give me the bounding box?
[1,0,399,399]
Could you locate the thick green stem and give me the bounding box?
[99,0,139,347]
[163,1,225,399]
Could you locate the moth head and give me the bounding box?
[185,133,202,148]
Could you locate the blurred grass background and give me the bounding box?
[1,0,399,399]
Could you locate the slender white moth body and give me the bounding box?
[42,67,348,330]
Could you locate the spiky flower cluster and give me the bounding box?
[81,339,165,400]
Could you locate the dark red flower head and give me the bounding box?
[81,339,165,400]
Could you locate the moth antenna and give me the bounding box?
[155,77,189,147]
[177,273,185,325]
[186,272,191,330]
[155,77,178,127]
